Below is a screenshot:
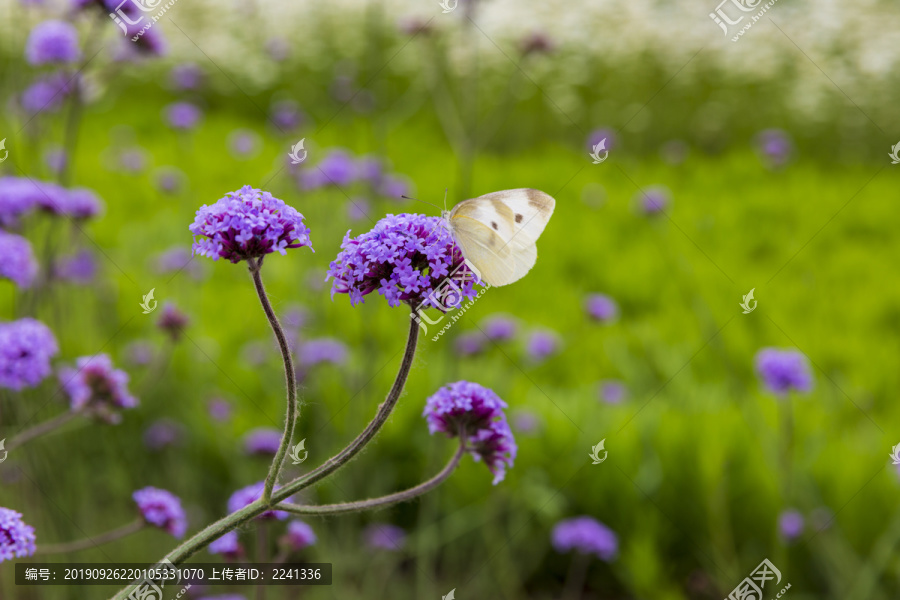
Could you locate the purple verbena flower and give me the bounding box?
[170,62,203,90]
[44,148,67,175]
[143,419,184,451]
[637,186,670,215]
[520,31,555,56]
[423,381,517,485]
[0,177,39,228]
[269,100,304,131]
[298,338,347,367]
[133,487,187,537]
[65,188,103,219]
[585,293,618,323]
[454,332,485,356]
[356,157,383,184]
[207,398,232,422]
[118,148,147,174]
[363,523,406,551]
[0,318,58,390]
[310,149,356,188]
[282,520,317,551]
[377,174,411,200]
[526,329,561,362]
[757,129,793,168]
[154,246,203,280]
[778,509,804,542]
[0,508,37,562]
[227,482,289,520]
[54,249,97,284]
[481,314,518,342]
[281,305,309,329]
[347,197,371,222]
[0,233,39,288]
[60,354,138,423]
[552,516,618,561]
[165,102,202,131]
[124,340,154,366]
[243,428,282,455]
[512,409,540,434]
[228,129,261,159]
[755,348,813,396]
[587,128,615,152]
[327,213,480,309]
[157,302,189,342]
[208,530,242,557]
[26,20,80,65]
[154,167,186,195]
[598,380,627,405]
[20,73,74,116]
[190,186,313,263]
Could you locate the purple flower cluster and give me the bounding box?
[552,516,618,561]
[21,73,75,116]
[454,332,485,357]
[585,293,618,323]
[0,232,38,288]
[778,509,804,542]
[143,419,185,451]
[0,177,102,224]
[208,530,241,557]
[598,380,627,405]
[0,318,58,390]
[157,302,189,341]
[363,523,406,551]
[54,249,97,284]
[25,20,80,65]
[327,213,480,309]
[243,428,282,455]
[60,354,138,423]
[153,246,204,280]
[165,102,202,130]
[481,314,518,342]
[423,381,517,484]
[0,508,36,562]
[227,482,289,520]
[296,148,411,199]
[269,100,304,131]
[190,186,313,263]
[133,487,187,538]
[526,329,561,362]
[637,186,670,215]
[757,129,793,168]
[170,63,203,90]
[298,338,348,367]
[754,348,813,396]
[282,521,317,551]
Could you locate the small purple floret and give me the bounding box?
[0,318,58,390]
[243,428,282,455]
[552,516,618,561]
[0,508,37,562]
[227,482,289,520]
[755,348,813,396]
[282,521,317,551]
[133,487,187,538]
[363,523,406,551]
[0,233,39,288]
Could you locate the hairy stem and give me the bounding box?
[272,310,419,504]
[277,433,465,516]
[6,411,78,452]
[39,520,144,554]
[249,257,298,503]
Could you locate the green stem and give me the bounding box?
[277,433,465,516]
[6,411,78,452]
[249,257,298,504]
[38,520,144,554]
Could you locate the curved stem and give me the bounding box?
[6,411,78,452]
[38,520,144,554]
[271,309,419,504]
[249,257,298,504]
[277,433,465,516]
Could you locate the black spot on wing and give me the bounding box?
[515,213,523,223]
[491,221,499,230]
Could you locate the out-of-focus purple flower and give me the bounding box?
[552,516,617,561]
[133,487,187,538]
[0,318,58,390]
[165,102,202,131]
[282,520,316,551]
[520,31,555,56]
[526,329,561,362]
[118,148,148,174]
[378,174,410,200]
[757,129,793,168]
[587,128,615,152]
[143,419,184,451]
[190,186,313,263]
[356,157,382,184]
[363,523,406,551]
[243,428,282,455]
[60,354,138,423]
[637,186,670,215]
[26,21,80,65]
[124,340,154,366]
[153,246,204,280]
[660,140,689,165]
[281,305,308,329]
[309,149,356,188]
[157,302,189,342]
[0,508,37,562]
[20,73,74,116]
[454,332,485,357]
[0,177,40,228]
[754,348,813,396]
[269,100,304,132]
[298,338,347,367]
[54,249,97,284]
[778,509,804,542]
[266,38,290,61]
[170,62,203,90]
[327,213,480,309]
[228,129,261,160]
[208,530,242,557]
[154,166,186,195]
[44,148,67,175]
[207,398,232,422]
[423,381,517,485]
[64,188,103,219]
[598,380,627,405]
[0,233,39,288]
[347,197,371,222]
[584,293,618,323]
[481,314,518,342]
[398,17,434,36]
[227,482,289,520]
[114,22,167,59]
[512,409,540,434]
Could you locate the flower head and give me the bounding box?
[0,508,36,562]
[227,482,289,520]
[207,398,232,422]
[208,530,242,557]
[298,338,348,367]
[301,149,356,189]
[269,100,304,131]
[327,213,480,309]
[363,523,406,551]
[165,102,202,130]
[64,188,103,219]
[54,250,97,285]
[778,509,804,542]
[190,186,313,263]
[243,428,282,455]
[0,177,38,227]
[0,318,57,391]
[757,129,793,168]
[598,380,627,405]
[512,410,540,434]
[20,73,74,116]
[754,348,813,396]
[587,128,615,152]
[157,302,189,342]
[143,419,185,451]
[454,332,485,356]
[281,520,317,551]
[133,487,187,538]
[423,381,517,484]
[26,20,80,65]
[60,354,138,423]
[170,63,203,90]
[526,329,561,362]
[637,186,670,215]
[0,233,39,288]
[228,129,261,160]
[585,293,619,323]
[552,516,618,561]
[44,148,67,175]
[481,314,518,342]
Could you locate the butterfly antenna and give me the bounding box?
[401,195,442,211]
[443,188,448,213]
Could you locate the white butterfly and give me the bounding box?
[440,188,556,287]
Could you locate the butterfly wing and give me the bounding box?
[448,189,554,287]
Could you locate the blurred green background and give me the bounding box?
[1,0,900,598]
